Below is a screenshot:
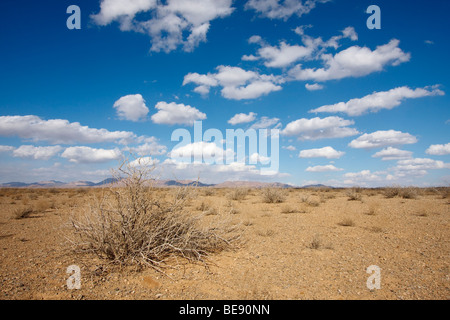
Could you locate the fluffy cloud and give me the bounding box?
[252,42,315,68]
[249,152,271,164]
[113,94,149,122]
[124,137,167,156]
[426,143,450,156]
[0,145,14,153]
[282,145,296,151]
[395,158,450,171]
[349,130,417,149]
[282,116,358,140]
[343,170,384,186]
[61,146,122,163]
[129,157,160,168]
[183,65,283,100]
[299,146,345,159]
[306,164,343,172]
[13,145,63,160]
[0,115,135,145]
[245,0,330,20]
[289,39,410,82]
[372,147,413,161]
[151,102,206,125]
[169,142,234,163]
[310,86,444,116]
[245,26,358,69]
[305,83,324,91]
[228,112,257,125]
[92,0,234,53]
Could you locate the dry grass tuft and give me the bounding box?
[280,205,297,214]
[309,234,322,249]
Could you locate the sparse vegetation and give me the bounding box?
[1,183,449,299]
[338,218,355,227]
[261,188,286,203]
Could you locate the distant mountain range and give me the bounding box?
[0,178,305,189]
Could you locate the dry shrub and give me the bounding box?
[203,188,215,196]
[69,159,238,270]
[261,188,285,203]
[309,234,322,249]
[228,188,249,201]
[399,187,420,199]
[338,218,355,227]
[384,186,420,199]
[301,195,319,207]
[366,203,379,215]
[14,207,34,219]
[196,201,211,211]
[346,188,363,201]
[384,187,400,198]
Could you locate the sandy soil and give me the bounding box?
[0,187,449,300]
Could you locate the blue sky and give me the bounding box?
[0,0,449,187]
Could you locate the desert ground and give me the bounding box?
[0,186,449,300]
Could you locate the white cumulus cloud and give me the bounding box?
[0,115,135,145]
[310,86,444,116]
[289,39,410,82]
[306,164,343,172]
[183,65,283,100]
[228,112,257,125]
[299,146,345,159]
[282,116,358,140]
[113,94,149,122]
[13,145,63,160]
[245,0,330,20]
[349,130,417,149]
[372,147,413,160]
[61,146,122,163]
[151,102,206,126]
[426,143,450,156]
[92,0,234,53]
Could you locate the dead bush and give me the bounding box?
[261,188,286,203]
[399,187,420,199]
[338,218,355,227]
[384,186,420,199]
[228,188,249,201]
[346,188,363,201]
[384,187,400,198]
[69,158,239,271]
[14,207,34,219]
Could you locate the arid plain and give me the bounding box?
[0,186,449,300]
